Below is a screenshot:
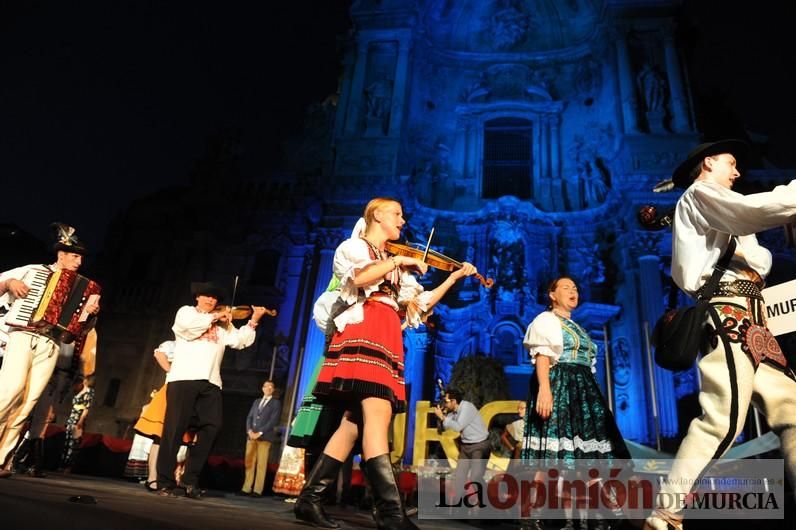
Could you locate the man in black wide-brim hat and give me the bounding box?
[0,223,100,478]
[644,141,796,530]
[155,280,269,499]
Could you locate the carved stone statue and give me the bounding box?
[365,76,392,120]
[636,63,667,112]
[581,158,609,207]
[571,136,611,208]
[363,75,393,136]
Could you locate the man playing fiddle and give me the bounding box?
[156,281,268,498]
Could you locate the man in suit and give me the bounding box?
[239,380,281,497]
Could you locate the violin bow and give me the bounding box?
[230,275,239,308]
[421,227,435,263]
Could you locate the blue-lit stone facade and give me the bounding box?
[92,1,795,461]
[293,0,704,456]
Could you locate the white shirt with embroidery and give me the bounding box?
[324,237,434,332]
[167,305,257,388]
[672,180,796,296]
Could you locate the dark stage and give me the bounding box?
[0,471,792,530]
[0,471,489,530]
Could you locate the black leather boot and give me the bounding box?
[362,454,419,530]
[11,437,32,473]
[27,438,47,477]
[294,454,343,528]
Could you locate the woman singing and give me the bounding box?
[522,277,629,530]
[294,197,477,530]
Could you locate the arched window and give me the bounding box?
[482,117,533,199]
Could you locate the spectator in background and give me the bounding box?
[238,380,281,497]
[59,374,95,473]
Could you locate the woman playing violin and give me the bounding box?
[294,197,477,530]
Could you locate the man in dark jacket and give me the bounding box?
[239,380,281,497]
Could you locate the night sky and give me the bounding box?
[2,0,795,255]
[1,0,352,252]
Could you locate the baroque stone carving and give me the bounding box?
[574,58,603,96]
[489,220,526,303]
[611,337,631,388]
[569,124,616,209]
[461,64,554,103]
[487,2,531,51]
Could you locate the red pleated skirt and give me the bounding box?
[313,299,406,413]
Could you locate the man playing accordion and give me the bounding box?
[0,222,100,478]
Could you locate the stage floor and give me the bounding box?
[0,471,792,530]
[0,471,505,530]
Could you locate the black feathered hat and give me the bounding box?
[672,139,749,189]
[51,222,88,255]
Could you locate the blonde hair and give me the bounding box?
[363,197,401,229]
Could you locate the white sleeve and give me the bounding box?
[157,340,176,362]
[523,312,563,364]
[312,290,341,332]
[223,323,257,350]
[171,306,214,341]
[688,180,796,236]
[333,238,382,305]
[397,272,434,329]
[0,264,36,302]
[0,265,33,285]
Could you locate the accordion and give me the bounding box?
[5,266,101,343]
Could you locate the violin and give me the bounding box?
[214,305,278,320]
[384,241,494,288]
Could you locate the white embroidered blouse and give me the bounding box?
[317,237,435,333]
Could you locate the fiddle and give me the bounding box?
[214,305,278,320]
[384,240,494,288]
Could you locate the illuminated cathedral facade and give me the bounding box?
[89,0,795,461]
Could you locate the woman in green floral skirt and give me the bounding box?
[521,277,629,530]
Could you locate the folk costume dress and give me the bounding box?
[133,341,176,443]
[61,386,95,468]
[312,236,434,414]
[521,311,628,468]
[287,356,333,449]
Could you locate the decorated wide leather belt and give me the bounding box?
[699,279,763,300]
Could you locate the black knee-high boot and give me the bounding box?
[362,454,419,530]
[294,454,343,528]
[11,437,33,472]
[28,438,47,477]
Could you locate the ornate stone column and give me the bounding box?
[388,35,411,137]
[334,50,356,140]
[614,29,640,134]
[344,40,370,136]
[638,254,678,438]
[540,116,550,178]
[663,31,690,133]
[549,114,560,180]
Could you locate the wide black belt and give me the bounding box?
[698,279,763,300]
